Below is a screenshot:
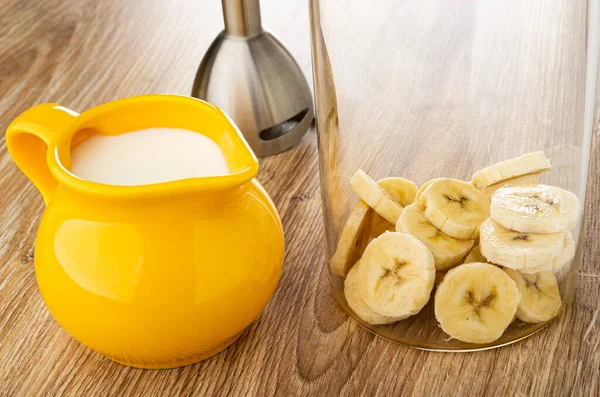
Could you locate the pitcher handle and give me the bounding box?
[6,104,78,204]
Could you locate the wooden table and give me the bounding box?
[0,0,598,395]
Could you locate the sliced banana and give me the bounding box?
[344,265,400,325]
[480,173,541,199]
[463,245,488,264]
[330,201,374,277]
[350,170,403,224]
[415,178,444,201]
[471,151,551,190]
[520,232,575,274]
[434,263,520,344]
[358,232,435,318]
[396,203,474,270]
[490,184,579,234]
[503,269,562,323]
[377,177,418,207]
[419,178,490,239]
[479,218,563,270]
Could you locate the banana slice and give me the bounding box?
[330,201,374,277]
[415,178,444,201]
[471,151,551,190]
[358,232,435,318]
[463,245,488,264]
[434,263,520,344]
[350,170,403,224]
[396,203,474,270]
[344,265,400,325]
[490,185,579,234]
[520,232,575,274]
[377,177,418,206]
[480,173,541,199]
[419,178,490,239]
[479,218,563,270]
[503,269,562,323]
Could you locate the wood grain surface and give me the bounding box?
[0,0,598,396]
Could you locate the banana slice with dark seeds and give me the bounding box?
[419,178,490,239]
[435,263,520,344]
[357,232,435,318]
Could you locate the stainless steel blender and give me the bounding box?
[192,0,314,157]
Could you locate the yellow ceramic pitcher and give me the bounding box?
[6,95,285,369]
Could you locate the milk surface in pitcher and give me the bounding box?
[70,128,230,186]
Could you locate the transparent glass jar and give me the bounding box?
[310,0,598,350]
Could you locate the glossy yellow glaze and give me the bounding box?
[6,95,285,369]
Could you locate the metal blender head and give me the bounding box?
[192,0,314,157]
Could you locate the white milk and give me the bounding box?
[70,128,230,186]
